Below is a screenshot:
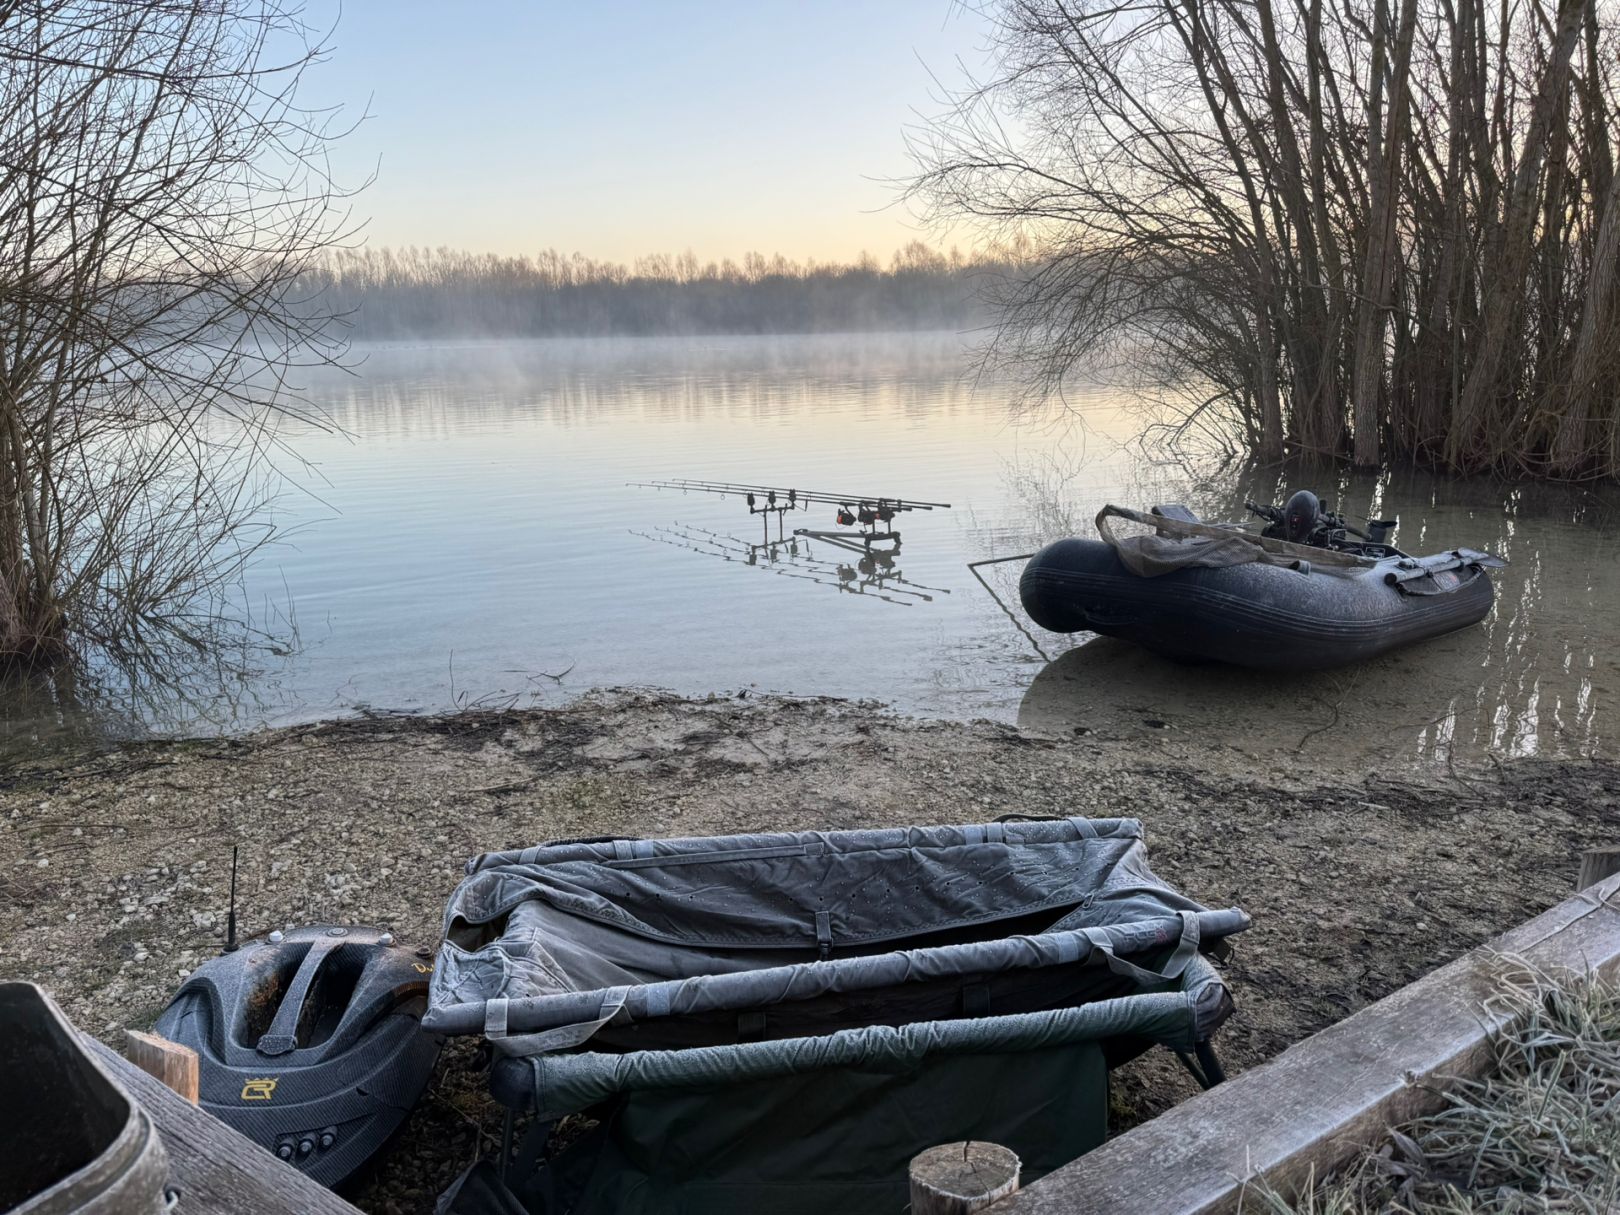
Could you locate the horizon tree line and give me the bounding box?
[307,242,1011,338]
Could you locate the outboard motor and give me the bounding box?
[1282,490,1321,544]
[152,925,440,1189]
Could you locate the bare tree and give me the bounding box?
[908,0,1620,479]
[0,0,358,664]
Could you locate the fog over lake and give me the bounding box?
[6,332,1617,769]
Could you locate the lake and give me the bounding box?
[4,332,1618,769]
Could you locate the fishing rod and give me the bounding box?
[634,476,953,550]
[632,478,951,511]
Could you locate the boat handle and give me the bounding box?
[1395,564,1489,597]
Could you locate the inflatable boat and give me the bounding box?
[1019,495,1503,671]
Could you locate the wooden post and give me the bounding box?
[909,1142,1020,1214]
[1578,847,1620,892]
[125,1028,200,1104]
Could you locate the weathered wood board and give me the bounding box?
[85,1035,362,1214]
[989,872,1620,1215]
[125,1028,200,1104]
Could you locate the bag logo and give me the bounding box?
[412,962,433,974]
[241,1078,278,1101]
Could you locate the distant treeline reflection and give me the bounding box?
[312,244,1003,338]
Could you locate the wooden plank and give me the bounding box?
[1578,846,1620,891]
[124,1029,199,1104]
[911,1142,1021,1213]
[83,1035,361,1215]
[989,873,1620,1215]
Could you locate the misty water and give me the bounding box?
[5,332,1618,770]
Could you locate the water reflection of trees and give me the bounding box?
[0,621,303,760]
[301,335,994,440]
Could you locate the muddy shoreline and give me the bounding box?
[3,691,1617,1212]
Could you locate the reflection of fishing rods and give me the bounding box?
[633,527,915,606]
[633,528,856,595]
[676,523,952,600]
[656,525,932,602]
[632,525,932,607]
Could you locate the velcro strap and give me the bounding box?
[489,985,634,1058]
[644,984,673,1018]
[815,910,833,960]
[1067,816,1099,839]
[485,997,510,1039]
[737,1011,768,1042]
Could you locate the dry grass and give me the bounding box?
[1253,967,1620,1213]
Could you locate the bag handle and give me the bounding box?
[1091,911,1201,987]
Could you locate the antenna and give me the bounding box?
[223,845,239,953]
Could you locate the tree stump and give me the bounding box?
[909,1141,1020,1214]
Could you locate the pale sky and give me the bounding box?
[306,2,994,265]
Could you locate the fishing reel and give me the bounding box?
[835,500,898,528]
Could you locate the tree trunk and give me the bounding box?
[1448,0,1588,467]
[1551,165,1620,474]
[1352,0,1418,469]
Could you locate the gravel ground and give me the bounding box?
[2,690,1617,1212]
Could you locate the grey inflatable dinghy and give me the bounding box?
[1020,495,1504,670]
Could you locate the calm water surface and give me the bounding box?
[5,333,1618,769]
